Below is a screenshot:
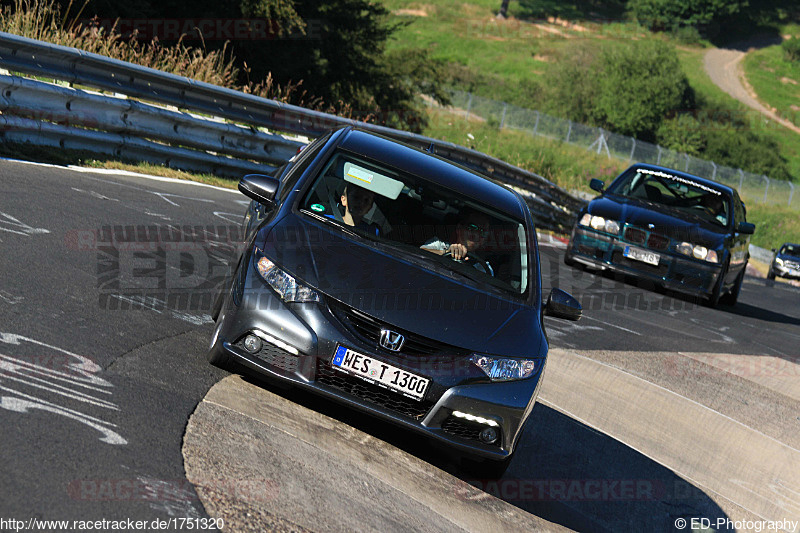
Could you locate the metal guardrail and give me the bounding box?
[0,31,584,231]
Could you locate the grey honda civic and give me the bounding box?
[208,127,580,470]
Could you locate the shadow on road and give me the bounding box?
[243,375,730,532]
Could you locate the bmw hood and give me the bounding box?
[257,215,544,358]
[588,196,726,247]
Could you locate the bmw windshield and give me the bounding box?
[298,150,531,297]
[606,167,732,228]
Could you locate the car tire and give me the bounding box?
[564,250,576,267]
[720,268,744,306]
[706,261,729,308]
[767,269,776,281]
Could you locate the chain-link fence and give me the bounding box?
[443,91,799,210]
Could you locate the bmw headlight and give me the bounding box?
[470,354,541,381]
[254,250,320,303]
[676,242,719,264]
[579,214,620,235]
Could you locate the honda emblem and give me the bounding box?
[379,329,405,352]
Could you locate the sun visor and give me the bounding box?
[344,162,404,200]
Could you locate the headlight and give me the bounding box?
[255,251,320,303]
[776,257,784,266]
[470,354,541,381]
[580,214,619,235]
[676,242,719,264]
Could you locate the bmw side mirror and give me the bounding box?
[239,174,280,206]
[737,222,755,235]
[544,288,582,321]
[589,179,605,193]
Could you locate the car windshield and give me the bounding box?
[606,168,731,228]
[298,150,530,296]
[780,244,800,257]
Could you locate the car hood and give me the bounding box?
[258,215,544,357]
[777,253,800,262]
[588,196,726,246]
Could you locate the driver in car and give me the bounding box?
[340,184,381,236]
[420,210,494,275]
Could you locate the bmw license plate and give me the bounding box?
[331,346,429,400]
[623,246,660,266]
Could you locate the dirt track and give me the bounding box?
[704,41,800,134]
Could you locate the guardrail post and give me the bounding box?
[684,153,689,171]
[533,111,540,135]
[629,139,636,161]
[711,161,717,181]
[762,175,769,203]
[788,182,795,206]
[566,121,572,143]
[656,146,662,165]
[500,104,507,129]
[466,93,473,120]
[738,169,744,192]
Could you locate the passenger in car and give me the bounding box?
[340,185,381,236]
[420,210,494,275]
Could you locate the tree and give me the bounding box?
[626,0,747,32]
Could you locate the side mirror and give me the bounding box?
[544,288,582,321]
[589,179,605,193]
[737,222,755,235]
[239,174,280,206]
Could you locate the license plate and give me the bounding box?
[623,246,660,266]
[331,346,429,400]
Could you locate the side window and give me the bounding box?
[275,132,332,202]
[732,192,745,227]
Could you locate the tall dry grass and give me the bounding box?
[0,0,335,109]
[0,0,240,88]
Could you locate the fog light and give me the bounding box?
[479,427,498,444]
[243,334,262,354]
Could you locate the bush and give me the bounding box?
[782,37,800,62]
[594,41,690,140]
[657,114,706,155]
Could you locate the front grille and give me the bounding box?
[647,233,670,250]
[624,227,646,245]
[234,337,299,372]
[623,225,671,251]
[441,416,501,447]
[315,360,433,420]
[328,299,470,357]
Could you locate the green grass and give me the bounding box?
[423,107,627,192]
[743,44,800,128]
[745,203,800,250]
[679,46,800,182]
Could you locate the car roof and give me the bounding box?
[629,163,736,197]
[334,128,527,219]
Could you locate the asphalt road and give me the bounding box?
[0,160,244,526]
[1,159,798,532]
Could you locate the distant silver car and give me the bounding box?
[768,243,800,281]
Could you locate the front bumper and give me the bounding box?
[772,262,800,280]
[208,268,542,460]
[566,226,722,297]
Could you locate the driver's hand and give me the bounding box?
[448,243,469,261]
